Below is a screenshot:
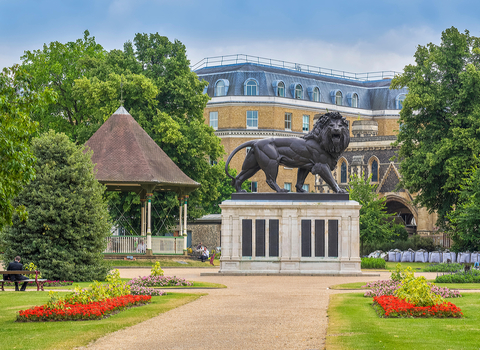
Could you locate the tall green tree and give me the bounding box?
[0,65,55,231]
[347,174,399,253]
[3,131,111,281]
[391,27,480,224]
[447,164,480,251]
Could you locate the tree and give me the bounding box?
[347,174,399,254]
[0,65,55,231]
[447,164,480,251]
[2,130,111,281]
[391,27,480,224]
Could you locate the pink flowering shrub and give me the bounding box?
[363,279,462,298]
[128,275,193,288]
[129,285,166,296]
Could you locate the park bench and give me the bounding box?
[0,270,47,291]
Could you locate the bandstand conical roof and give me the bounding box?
[85,106,200,194]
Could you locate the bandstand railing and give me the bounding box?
[104,236,184,255]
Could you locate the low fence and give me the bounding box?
[104,236,184,255]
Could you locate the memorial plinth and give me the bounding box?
[219,193,362,275]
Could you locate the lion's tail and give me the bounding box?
[225,140,257,180]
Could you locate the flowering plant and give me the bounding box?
[373,295,462,318]
[17,295,151,322]
[128,275,193,288]
[151,262,164,277]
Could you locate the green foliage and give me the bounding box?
[391,27,480,225]
[435,270,480,283]
[150,261,164,276]
[423,263,463,272]
[362,235,435,256]
[24,262,42,279]
[0,65,56,231]
[394,266,445,306]
[447,164,480,251]
[361,257,387,269]
[2,130,110,281]
[347,174,400,249]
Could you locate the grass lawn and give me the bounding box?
[0,291,203,350]
[106,258,220,267]
[327,293,480,349]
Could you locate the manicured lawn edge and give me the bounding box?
[326,293,480,350]
[0,292,203,350]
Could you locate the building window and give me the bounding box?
[396,94,406,109]
[302,115,310,132]
[214,79,229,96]
[370,159,379,182]
[251,181,258,193]
[340,162,347,183]
[313,87,320,102]
[285,113,292,130]
[284,183,292,192]
[278,81,285,97]
[209,111,218,130]
[295,84,303,99]
[352,93,358,108]
[335,91,343,105]
[302,184,309,192]
[246,111,258,129]
[245,79,258,96]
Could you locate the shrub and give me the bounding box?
[151,261,164,276]
[128,275,192,288]
[394,266,445,306]
[361,257,386,269]
[423,263,463,272]
[434,270,480,283]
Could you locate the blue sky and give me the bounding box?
[2,0,480,73]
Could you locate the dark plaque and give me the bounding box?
[315,220,325,257]
[255,219,265,257]
[242,219,252,257]
[269,219,279,257]
[328,220,338,257]
[301,220,311,257]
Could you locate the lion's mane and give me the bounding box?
[303,111,350,155]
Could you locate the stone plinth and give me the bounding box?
[219,193,362,275]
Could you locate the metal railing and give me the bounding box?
[104,236,184,255]
[191,54,400,82]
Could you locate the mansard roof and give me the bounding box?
[85,106,200,195]
[195,62,408,110]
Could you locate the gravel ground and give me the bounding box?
[78,268,393,350]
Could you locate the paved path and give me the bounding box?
[79,268,392,350]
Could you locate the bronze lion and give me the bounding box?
[225,111,350,193]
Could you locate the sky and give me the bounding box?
[2,0,480,74]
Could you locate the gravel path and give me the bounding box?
[78,268,391,350]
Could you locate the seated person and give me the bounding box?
[201,246,209,262]
[136,240,146,253]
[7,256,29,291]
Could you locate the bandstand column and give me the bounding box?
[183,195,188,251]
[179,196,183,239]
[146,193,153,255]
[140,198,146,236]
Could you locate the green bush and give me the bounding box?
[435,270,480,283]
[394,266,445,306]
[423,263,463,272]
[361,257,387,269]
[362,235,436,256]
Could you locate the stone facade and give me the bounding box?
[188,214,221,250]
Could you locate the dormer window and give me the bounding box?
[352,93,358,108]
[335,91,343,105]
[295,84,303,99]
[277,81,285,97]
[214,79,229,96]
[396,94,406,109]
[313,87,320,102]
[245,79,259,96]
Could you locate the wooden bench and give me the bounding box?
[0,270,47,291]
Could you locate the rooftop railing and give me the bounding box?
[191,54,401,82]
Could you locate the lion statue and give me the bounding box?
[225,111,350,193]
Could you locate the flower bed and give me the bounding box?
[17,295,151,322]
[130,285,166,296]
[363,280,461,298]
[128,275,193,288]
[373,295,463,318]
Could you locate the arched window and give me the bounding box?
[313,87,320,102]
[245,79,258,96]
[371,159,379,182]
[295,84,303,99]
[341,162,347,184]
[396,94,406,109]
[335,91,343,105]
[277,81,285,97]
[352,93,358,108]
[214,79,229,96]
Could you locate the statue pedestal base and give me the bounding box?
[218,193,362,275]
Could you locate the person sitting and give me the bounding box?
[136,240,146,253]
[195,242,203,251]
[201,246,209,263]
[7,256,29,292]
